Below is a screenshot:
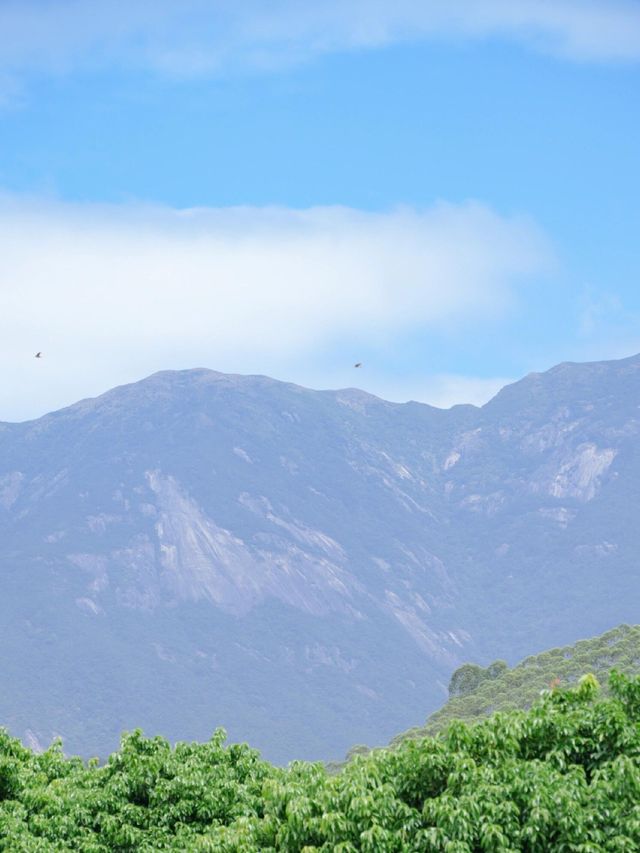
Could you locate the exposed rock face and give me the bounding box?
[1,354,640,762]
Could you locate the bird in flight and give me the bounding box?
[354,362,362,368]
[35,352,42,359]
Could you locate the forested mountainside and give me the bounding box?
[392,623,640,747]
[1,673,639,850]
[1,353,640,761]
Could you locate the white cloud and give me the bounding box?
[577,288,625,337]
[0,0,637,91]
[0,194,550,420]
[239,0,640,63]
[570,287,640,366]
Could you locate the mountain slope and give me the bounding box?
[1,355,640,761]
[392,623,640,746]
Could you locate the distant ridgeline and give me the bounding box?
[392,623,640,746]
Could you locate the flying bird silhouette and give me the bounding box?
[35,352,43,359]
[354,362,362,368]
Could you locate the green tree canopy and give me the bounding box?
[1,669,640,850]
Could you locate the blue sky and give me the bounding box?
[1,1,639,420]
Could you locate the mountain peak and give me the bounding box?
[483,351,640,417]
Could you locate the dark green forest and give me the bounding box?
[2,670,640,850]
[392,623,640,747]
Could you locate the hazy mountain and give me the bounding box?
[1,354,639,762]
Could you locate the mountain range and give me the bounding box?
[1,354,640,763]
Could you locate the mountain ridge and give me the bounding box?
[392,622,640,747]
[7,349,640,431]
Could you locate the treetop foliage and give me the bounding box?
[1,669,640,850]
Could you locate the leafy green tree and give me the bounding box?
[1,669,640,850]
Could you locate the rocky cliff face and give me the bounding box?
[1,355,639,762]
